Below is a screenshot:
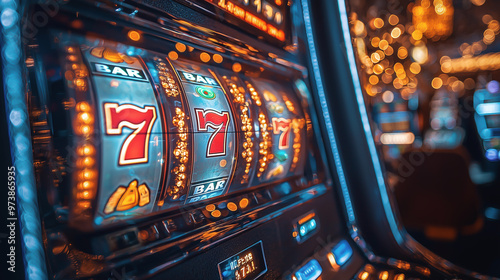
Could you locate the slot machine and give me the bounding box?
[2,0,487,279]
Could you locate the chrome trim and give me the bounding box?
[300,0,355,224]
[336,0,405,245]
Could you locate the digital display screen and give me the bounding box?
[186,0,289,45]
[218,241,267,280]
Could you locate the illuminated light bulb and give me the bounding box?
[384,46,394,56]
[232,63,242,73]
[175,43,187,52]
[78,112,93,124]
[110,80,119,87]
[431,77,443,89]
[200,52,211,63]
[227,202,238,212]
[373,18,384,29]
[78,181,94,190]
[397,47,408,59]
[79,125,91,135]
[369,75,379,85]
[74,78,86,87]
[80,169,95,180]
[75,141,93,157]
[213,54,223,63]
[205,204,216,212]
[211,210,221,218]
[327,253,340,271]
[239,198,249,209]
[412,30,423,40]
[391,27,402,38]
[410,62,421,74]
[359,271,370,280]
[168,51,179,60]
[127,30,141,41]
[382,91,394,103]
[378,40,389,50]
[79,190,92,199]
[77,201,91,209]
[388,14,399,25]
[395,274,405,280]
[379,271,389,280]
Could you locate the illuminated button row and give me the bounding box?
[291,240,353,280]
[293,259,322,280]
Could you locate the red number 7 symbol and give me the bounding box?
[195,108,230,157]
[272,117,292,149]
[104,103,157,165]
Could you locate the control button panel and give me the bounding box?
[292,259,322,280]
[292,211,318,243]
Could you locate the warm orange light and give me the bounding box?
[239,198,249,209]
[373,18,384,29]
[369,75,379,85]
[79,125,92,135]
[410,62,421,74]
[80,169,95,180]
[227,202,238,212]
[200,52,211,63]
[128,30,141,41]
[388,14,399,25]
[395,274,405,280]
[213,54,223,63]
[78,144,95,156]
[431,77,443,89]
[78,112,93,124]
[412,30,423,40]
[379,40,389,50]
[397,47,408,59]
[359,271,370,280]
[77,102,90,112]
[77,181,94,190]
[391,27,402,38]
[327,253,339,271]
[232,63,242,73]
[379,271,389,280]
[211,210,221,218]
[175,43,187,52]
[168,51,179,60]
[206,204,216,212]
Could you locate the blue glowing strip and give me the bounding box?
[336,0,403,244]
[476,102,500,115]
[301,0,355,223]
[1,1,48,279]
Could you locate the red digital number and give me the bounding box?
[195,108,230,157]
[104,103,157,165]
[272,117,292,149]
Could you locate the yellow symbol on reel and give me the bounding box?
[104,179,150,214]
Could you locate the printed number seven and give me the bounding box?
[195,109,230,157]
[104,103,157,165]
[272,117,292,149]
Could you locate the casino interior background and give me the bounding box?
[2,0,500,279]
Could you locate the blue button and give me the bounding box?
[332,240,353,266]
[295,259,322,280]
